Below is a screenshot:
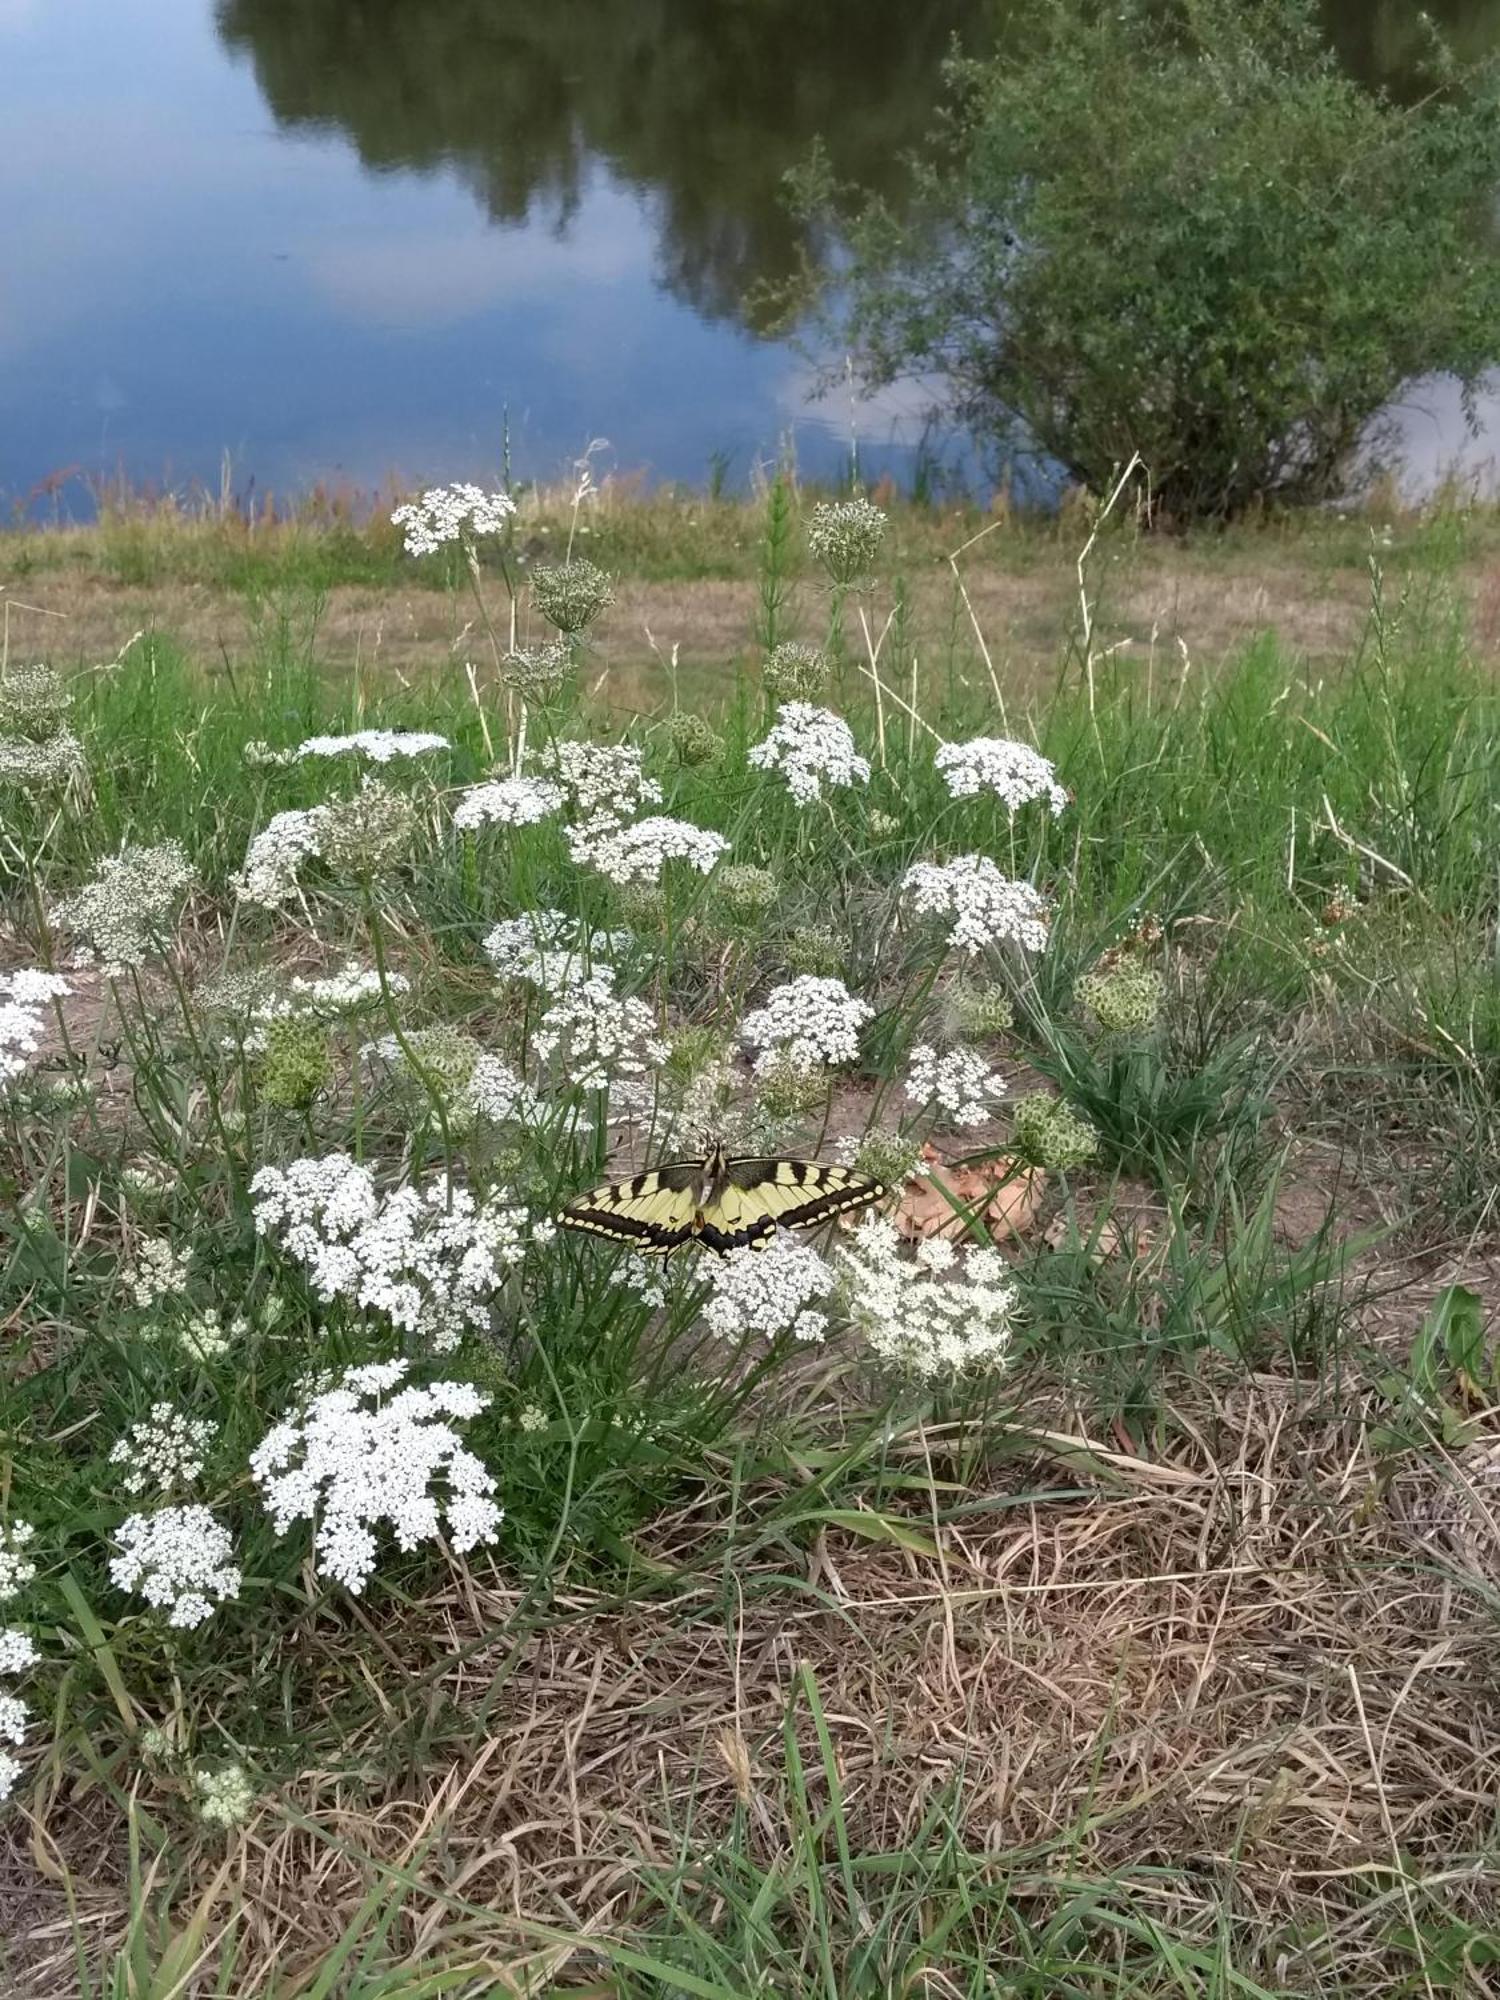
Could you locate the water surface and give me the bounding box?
[2,0,1498,511]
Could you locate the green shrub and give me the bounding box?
[794,0,1500,521]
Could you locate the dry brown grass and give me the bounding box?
[8,1359,1497,1996]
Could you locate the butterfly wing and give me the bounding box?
[557,1158,701,1253]
[696,1157,886,1252]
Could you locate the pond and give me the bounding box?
[2,0,1498,513]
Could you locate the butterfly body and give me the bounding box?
[558,1141,884,1255]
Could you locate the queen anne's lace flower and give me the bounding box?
[53,843,195,969]
[109,1506,242,1628]
[902,856,1051,956]
[0,971,68,1089]
[542,742,661,823]
[840,1215,1019,1378]
[0,731,87,789]
[566,813,730,885]
[807,498,887,583]
[0,1695,27,1747]
[128,1237,192,1308]
[0,1524,37,1603]
[0,1630,37,1675]
[392,484,515,558]
[703,1234,835,1344]
[195,1764,258,1827]
[107,1404,217,1497]
[935,738,1068,816]
[905,1044,1006,1127]
[250,1359,502,1594]
[233,808,329,907]
[251,1155,536,1353]
[740,976,873,1078]
[484,909,599,991]
[534,975,668,1090]
[453,777,565,832]
[762,642,832,702]
[748,704,870,806]
[530,559,615,634]
[295,731,449,763]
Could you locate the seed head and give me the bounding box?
[1011,1092,1099,1170]
[762,642,832,701]
[807,498,887,585]
[531,559,615,635]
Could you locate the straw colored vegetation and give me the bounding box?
[1,472,1498,1997]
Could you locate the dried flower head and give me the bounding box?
[391,484,515,558]
[935,738,1068,816]
[762,642,832,701]
[531,559,615,634]
[807,498,887,584]
[749,703,870,806]
[902,856,1050,956]
[1011,1092,1099,1170]
[250,1358,502,1595]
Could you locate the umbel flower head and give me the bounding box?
[108,1504,242,1628]
[195,1763,258,1829]
[500,639,573,703]
[762,642,832,702]
[749,703,870,806]
[391,483,515,558]
[0,970,69,1090]
[807,498,887,585]
[665,710,724,767]
[714,863,780,927]
[935,737,1068,817]
[1076,961,1165,1034]
[293,731,449,765]
[740,975,873,1078]
[542,740,662,822]
[0,663,71,738]
[1011,1092,1099,1170]
[703,1233,835,1345]
[839,1215,1019,1380]
[567,813,730,886]
[530,559,615,635]
[0,731,87,791]
[901,856,1050,957]
[452,776,565,832]
[320,780,417,879]
[905,1044,1006,1128]
[250,1358,502,1595]
[53,842,195,970]
[256,1015,333,1110]
[107,1403,217,1497]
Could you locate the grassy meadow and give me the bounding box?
[1,474,1499,1997]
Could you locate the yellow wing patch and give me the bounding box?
[558,1156,885,1256]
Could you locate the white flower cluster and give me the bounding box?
[0,968,68,1088]
[566,813,730,886]
[250,1154,539,1352]
[0,1522,38,1808]
[935,738,1068,816]
[534,973,668,1091]
[0,1522,37,1604]
[364,1035,536,1129]
[53,842,195,969]
[703,1234,834,1344]
[128,1237,192,1308]
[543,741,662,823]
[0,732,87,788]
[391,483,515,558]
[902,856,1051,956]
[233,807,329,907]
[288,961,402,1018]
[739,976,873,1078]
[905,1044,1006,1127]
[452,776,565,832]
[294,730,448,764]
[250,1358,502,1594]
[195,1763,258,1828]
[485,908,593,991]
[109,1504,242,1629]
[107,1403,217,1497]
[840,1215,1019,1379]
[748,703,871,806]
